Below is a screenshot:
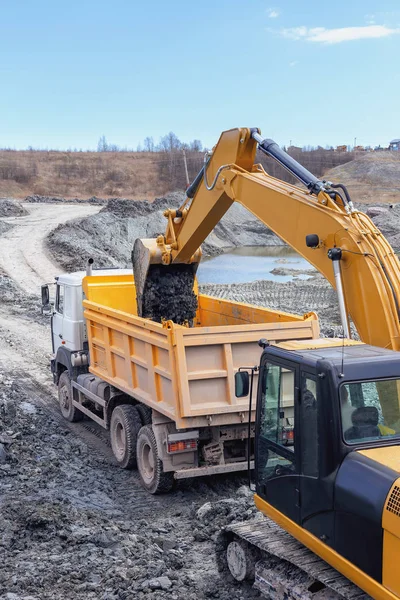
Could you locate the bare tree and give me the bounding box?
[97,135,109,152]
[189,139,202,152]
[143,137,155,152]
[158,131,181,152]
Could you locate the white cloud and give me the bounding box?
[279,24,400,44]
[266,7,279,18]
[289,61,298,67]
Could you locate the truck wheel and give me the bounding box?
[136,425,174,494]
[58,371,83,423]
[110,405,142,469]
[136,404,152,425]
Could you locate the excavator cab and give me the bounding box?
[240,339,400,591]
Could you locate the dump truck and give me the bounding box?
[42,267,319,493]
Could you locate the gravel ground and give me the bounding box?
[0,370,261,600]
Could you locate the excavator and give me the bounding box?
[132,128,400,599]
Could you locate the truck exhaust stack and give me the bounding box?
[132,238,200,325]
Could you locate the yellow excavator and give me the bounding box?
[133,128,400,599]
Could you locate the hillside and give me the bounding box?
[0,150,202,199]
[324,152,400,203]
[1,147,399,203]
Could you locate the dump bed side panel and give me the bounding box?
[84,302,180,421]
[174,319,319,418]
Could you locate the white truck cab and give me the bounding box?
[52,271,88,354]
[42,267,132,381]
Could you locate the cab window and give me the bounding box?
[341,379,400,444]
[257,364,297,483]
[301,375,318,477]
[55,284,64,314]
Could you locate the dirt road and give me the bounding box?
[0,203,100,293]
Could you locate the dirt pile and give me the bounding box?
[0,222,13,236]
[0,198,28,217]
[0,370,260,600]
[46,194,282,273]
[325,152,400,204]
[365,203,400,250]
[0,271,42,321]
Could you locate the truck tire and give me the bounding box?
[136,403,152,425]
[58,371,83,422]
[110,405,142,469]
[136,425,174,494]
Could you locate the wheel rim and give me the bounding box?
[60,385,71,414]
[141,440,155,483]
[114,422,126,458]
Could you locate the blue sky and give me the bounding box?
[0,0,399,150]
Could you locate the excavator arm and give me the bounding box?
[133,127,400,350]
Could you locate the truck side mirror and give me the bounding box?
[235,371,249,398]
[41,284,52,315]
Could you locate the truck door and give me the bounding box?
[52,282,65,354]
[52,283,78,351]
[255,358,300,524]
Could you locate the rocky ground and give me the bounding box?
[0,193,396,599]
[0,368,261,600]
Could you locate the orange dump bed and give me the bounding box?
[83,274,319,429]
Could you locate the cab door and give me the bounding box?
[255,358,300,524]
[52,282,65,354]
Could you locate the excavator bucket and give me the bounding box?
[132,238,201,326]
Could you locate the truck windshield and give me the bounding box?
[340,380,400,445]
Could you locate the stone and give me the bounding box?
[142,576,173,591]
[196,502,213,521]
[0,443,7,463]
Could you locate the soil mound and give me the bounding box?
[325,153,400,204]
[0,198,28,217]
[47,193,282,272]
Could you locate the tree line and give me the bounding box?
[97,132,203,153]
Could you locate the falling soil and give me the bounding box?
[140,265,198,325]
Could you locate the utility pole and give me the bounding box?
[182,149,190,187]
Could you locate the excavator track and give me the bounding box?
[216,517,371,600]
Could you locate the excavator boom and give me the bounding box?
[133,127,400,350]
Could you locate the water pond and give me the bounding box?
[197,246,315,284]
